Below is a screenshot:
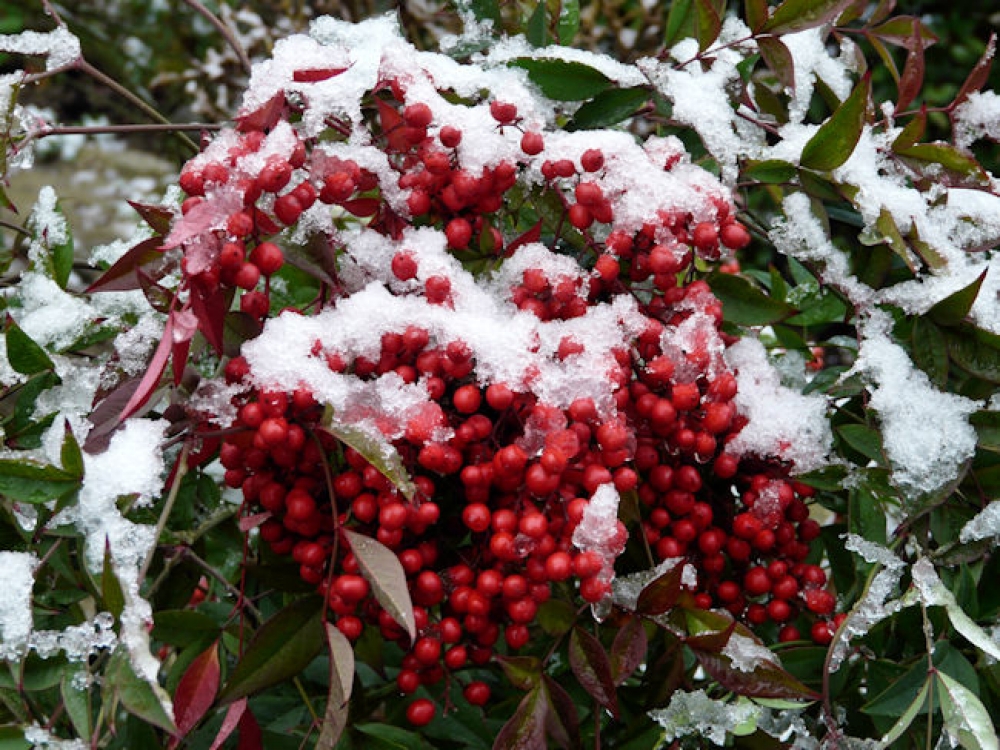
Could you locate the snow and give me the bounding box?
[851,311,980,499]
[571,483,627,585]
[954,91,1000,149]
[959,500,1000,543]
[721,632,778,672]
[650,690,760,745]
[0,551,38,659]
[0,27,81,70]
[781,29,860,124]
[724,337,833,472]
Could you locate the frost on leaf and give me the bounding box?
[828,535,906,671]
[650,690,760,746]
[959,500,1000,544]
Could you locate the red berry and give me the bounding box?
[720,221,751,250]
[463,681,491,706]
[403,102,433,128]
[406,698,435,726]
[580,149,605,172]
[520,131,544,155]
[250,241,284,276]
[445,218,473,249]
[489,100,518,124]
[391,251,418,281]
[439,125,462,148]
[274,193,304,225]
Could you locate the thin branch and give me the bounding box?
[36,122,221,137]
[137,443,190,585]
[181,0,253,76]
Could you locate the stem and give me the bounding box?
[180,0,253,76]
[37,123,221,137]
[137,444,190,585]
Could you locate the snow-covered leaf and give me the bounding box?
[800,72,870,172]
[936,671,999,750]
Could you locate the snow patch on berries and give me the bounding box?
[724,338,832,473]
[852,311,979,499]
[572,484,627,589]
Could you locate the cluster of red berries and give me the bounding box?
[169,49,838,725]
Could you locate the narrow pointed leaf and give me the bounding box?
[893,143,987,181]
[343,530,416,642]
[708,273,794,326]
[953,33,996,109]
[744,159,797,184]
[610,617,647,685]
[693,649,820,700]
[59,422,83,478]
[60,672,92,740]
[693,0,722,51]
[102,542,125,619]
[119,313,173,422]
[105,648,177,734]
[869,16,938,49]
[236,706,263,750]
[929,270,987,327]
[880,677,930,747]
[218,596,325,703]
[664,0,695,48]
[322,417,415,500]
[760,0,856,34]
[316,623,354,750]
[568,628,619,717]
[541,676,581,749]
[174,641,220,737]
[128,200,174,235]
[493,686,545,750]
[209,698,247,750]
[892,107,926,149]
[556,0,580,43]
[0,459,78,504]
[758,37,796,91]
[745,0,769,31]
[936,671,999,750]
[800,72,870,172]
[570,87,649,130]
[86,237,167,293]
[895,20,924,114]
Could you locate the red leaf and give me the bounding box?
[894,18,925,114]
[376,98,408,151]
[189,285,232,354]
[635,562,685,616]
[209,698,247,750]
[238,512,271,532]
[504,219,542,257]
[236,91,287,133]
[568,627,619,717]
[293,67,348,82]
[236,706,263,750]
[119,314,174,422]
[128,200,175,234]
[692,649,820,701]
[342,198,381,218]
[953,33,996,110]
[868,16,938,50]
[758,37,796,92]
[541,676,581,750]
[610,616,647,685]
[173,641,221,737]
[493,686,546,750]
[85,237,166,294]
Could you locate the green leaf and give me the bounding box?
[356,723,429,749]
[848,478,888,546]
[102,542,125,619]
[911,317,949,387]
[570,87,649,130]
[316,623,354,750]
[708,273,794,326]
[894,143,988,182]
[971,411,1000,453]
[322,415,415,500]
[61,671,92,740]
[949,326,1000,383]
[59,423,84,478]
[0,726,30,750]
[664,0,696,48]
[800,72,870,172]
[5,318,54,375]
[28,195,74,289]
[929,270,987,327]
[936,671,999,750]
[344,530,416,642]
[511,58,611,101]
[526,1,547,47]
[153,610,223,647]
[745,0,768,30]
[743,159,797,184]
[879,677,930,746]
[0,459,79,504]
[218,595,325,703]
[693,0,722,51]
[104,648,177,734]
[760,0,857,34]
[863,641,977,717]
[837,423,882,463]
[555,0,580,43]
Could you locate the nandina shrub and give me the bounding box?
[3,3,1000,749]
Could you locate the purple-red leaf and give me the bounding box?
[208,698,247,750]
[343,198,381,218]
[343,530,416,642]
[693,649,820,701]
[119,313,174,422]
[128,200,175,235]
[236,91,286,133]
[190,284,232,354]
[173,641,220,738]
[317,623,355,750]
[493,686,546,750]
[635,562,684,615]
[610,617,648,685]
[541,676,581,750]
[895,18,925,114]
[85,237,167,294]
[953,33,996,110]
[745,0,769,31]
[760,0,856,34]
[505,219,543,257]
[293,67,348,82]
[236,706,263,750]
[758,36,796,92]
[869,16,938,50]
[568,627,619,717]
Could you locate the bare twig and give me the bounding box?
[181,0,253,76]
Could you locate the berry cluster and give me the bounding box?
[167,29,838,724]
